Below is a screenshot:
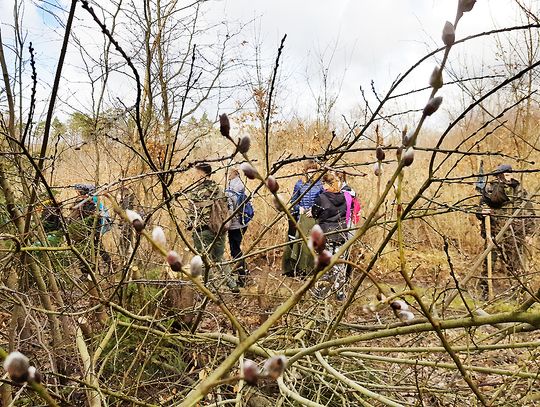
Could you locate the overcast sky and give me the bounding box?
[0,0,529,127]
[209,0,520,122]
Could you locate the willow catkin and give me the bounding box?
[166,250,183,272]
[423,96,443,116]
[402,148,415,166]
[219,113,230,138]
[310,224,326,253]
[240,162,258,180]
[266,176,279,193]
[243,359,260,385]
[190,255,204,277]
[442,21,455,46]
[3,352,30,383]
[126,209,145,232]
[237,135,251,153]
[376,146,385,161]
[429,66,443,89]
[458,0,476,13]
[373,161,382,176]
[152,226,166,247]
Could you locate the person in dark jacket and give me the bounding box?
[226,168,249,287]
[312,172,349,300]
[312,174,348,244]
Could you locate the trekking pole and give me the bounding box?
[485,212,494,300]
[476,160,494,300]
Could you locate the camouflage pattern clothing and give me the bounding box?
[186,178,238,291]
[477,178,536,283]
[186,179,224,231]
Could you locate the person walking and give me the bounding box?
[476,164,536,298]
[69,184,113,271]
[186,163,238,292]
[282,160,324,277]
[226,168,251,287]
[312,172,349,300]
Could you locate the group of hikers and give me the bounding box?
[33,160,536,301]
[186,160,360,298]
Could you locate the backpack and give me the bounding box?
[482,181,510,209]
[209,193,232,234]
[226,189,255,226]
[92,196,113,234]
[344,191,361,226]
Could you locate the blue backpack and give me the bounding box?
[92,196,113,233]
[227,190,254,226]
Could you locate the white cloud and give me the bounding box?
[0,0,532,130]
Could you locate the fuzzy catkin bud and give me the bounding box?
[240,163,258,180]
[315,250,332,271]
[263,355,287,380]
[152,226,166,248]
[397,310,415,321]
[310,224,326,253]
[442,21,455,46]
[4,352,29,383]
[266,176,279,193]
[167,250,183,272]
[402,131,414,147]
[373,162,382,176]
[429,66,443,90]
[126,209,144,232]
[27,366,41,383]
[273,194,286,212]
[423,96,443,116]
[190,255,204,277]
[219,113,230,139]
[376,146,385,161]
[390,299,409,311]
[402,148,415,167]
[458,0,476,13]
[396,146,403,161]
[242,359,260,386]
[237,135,251,154]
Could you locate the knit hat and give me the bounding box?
[195,163,212,175]
[493,164,512,175]
[73,184,95,194]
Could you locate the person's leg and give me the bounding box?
[228,227,247,286]
[193,230,211,281]
[211,231,238,291]
[287,219,297,241]
[237,226,248,285]
[283,215,300,276]
[94,231,112,271]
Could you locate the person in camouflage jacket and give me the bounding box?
[477,164,536,296]
[186,163,238,292]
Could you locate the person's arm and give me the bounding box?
[311,195,323,219]
[225,182,236,211]
[290,181,301,214]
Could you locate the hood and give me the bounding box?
[324,191,346,206]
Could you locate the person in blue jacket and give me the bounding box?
[282,160,324,277]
